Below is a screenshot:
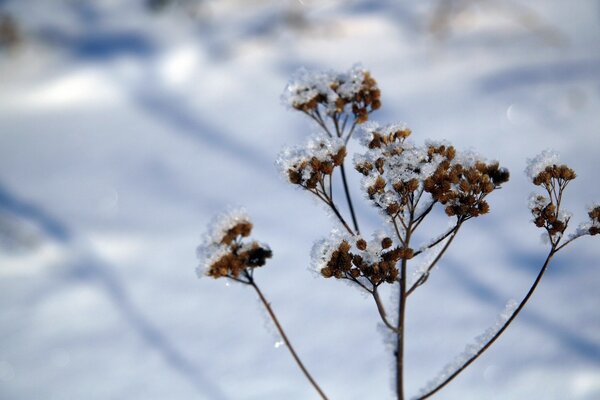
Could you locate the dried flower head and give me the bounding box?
[277,134,346,189]
[312,231,411,286]
[197,208,272,280]
[526,151,577,242]
[425,155,509,219]
[573,204,600,238]
[355,124,508,219]
[282,65,381,124]
[528,193,569,238]
[589,205,600,235]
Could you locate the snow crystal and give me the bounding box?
[357,121,409,146]
[310,229,354,275]
[337,64,368,99]
[525,150,560,180]
[415,299,519,398]
[204,207,251,245]
[276,133,345,181]
[528,193,550,211]
[195,207,252,278]
[195,243,229,278]
[281,67,335,109]
[570,202,600,239]
[281,64,373,115]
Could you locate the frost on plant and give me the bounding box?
[196,208,272,280]
[276,133,346,189]
[415,300,519,399]
[198,65,598,400]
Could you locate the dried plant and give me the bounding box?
[196,65,598,399]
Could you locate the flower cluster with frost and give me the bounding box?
[311,229,413,286]
[282,64,380,123]
[196,208,272,279]
[415,299,519,399]
[571,204,600,238]
[525,151,578,240]
[276,133,346,189]
[355,123,509,218]
[525,149,560,181]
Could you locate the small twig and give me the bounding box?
[373,287,401,333]
[412,223,460,258]
[249,276,330,400]
[340,163,361,234]
[415,246,558,399]
[407,226,461,296]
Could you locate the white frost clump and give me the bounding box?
[195,207,251,278]
[276,133,345,182]
[281,68,335,109]
[281,64,371,114]
[571,202,600,239]
[310,229,398,281]
[414,299,519,399]
[354,125,452,212]
[528,192,550,211]
[357,121,409,146]
[310,229,355,275]
[525,150,560,180]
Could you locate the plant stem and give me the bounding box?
[415,248,557,399]
[407,225,461,296]
[373,287,400,333]
[340,163,360,234]
[396,256,408,400]
[396,213,414,400]
[249,280,330,400]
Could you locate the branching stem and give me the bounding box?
[415,246,558,399]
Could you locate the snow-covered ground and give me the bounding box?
[0,1,599,399]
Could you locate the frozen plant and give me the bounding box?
[196,65,598,400]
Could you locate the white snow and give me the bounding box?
[525,150,561,180]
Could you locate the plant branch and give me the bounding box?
[373,287,401,333]
[340,163,361,234]
[407,225,461,296]
[249,278,330,400]
[415,247,557,399]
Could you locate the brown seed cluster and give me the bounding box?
[365,126,412,149]
[206,222,273,279]
[424,148,509,219]
[528,164,576,238]
[587,206,600,236]
[532,164,576,186]
[293,71,381,124]
[529,195,567,237]
[320,237,412,286]
[287,146,347,189]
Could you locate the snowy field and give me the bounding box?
[0,1,599,399]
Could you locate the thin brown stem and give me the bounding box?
[415,247,557,399]
[396,210,415,400]
[412,223,460,258]
[373,287,401,333]
[407,226,461,296]
[340,163,360,234]
[249,279,330,400]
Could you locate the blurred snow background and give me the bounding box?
[0,0,599,399]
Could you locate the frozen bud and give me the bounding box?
[381,237,393,249]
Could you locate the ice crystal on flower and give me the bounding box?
[282,64,380,122]
[525,150,560,180]
[196,208,272,279]
[277,133,346,187]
